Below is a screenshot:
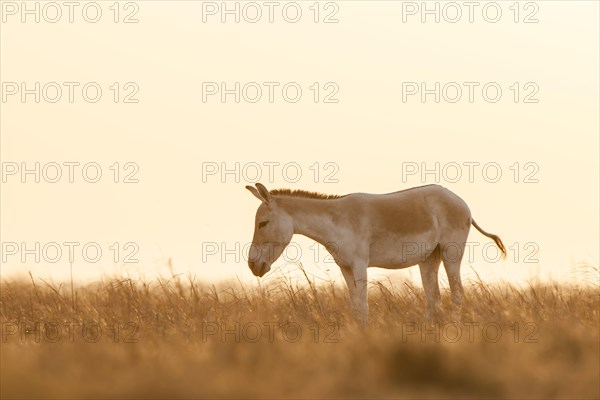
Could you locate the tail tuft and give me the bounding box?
[472,219,506,259]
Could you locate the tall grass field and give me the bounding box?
[1,269,598,399]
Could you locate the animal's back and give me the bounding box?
[357,183,468,218]
[343,184,472,242]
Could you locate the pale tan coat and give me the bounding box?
[247,183,505,322]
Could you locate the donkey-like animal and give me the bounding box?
[246,183,505,321]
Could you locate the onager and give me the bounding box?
[246,183,506,322]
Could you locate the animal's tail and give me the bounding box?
[472,219,506,259]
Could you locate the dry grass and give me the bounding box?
[1,270,598,399]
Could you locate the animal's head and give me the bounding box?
[246,183,294,277]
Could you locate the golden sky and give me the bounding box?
[1,1,598,286]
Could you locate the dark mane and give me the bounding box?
[270,188,345,200]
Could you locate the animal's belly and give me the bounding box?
[368,234,438,269]
[369,261,416,270]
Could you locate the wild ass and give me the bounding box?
[246,183,506,321]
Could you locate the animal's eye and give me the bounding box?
[258,221,269,229]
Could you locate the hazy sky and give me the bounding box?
[1,1,598,287]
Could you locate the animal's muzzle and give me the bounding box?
[248,260,268,277]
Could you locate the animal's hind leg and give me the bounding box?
[418,246,442,319]
[441,243,465,309]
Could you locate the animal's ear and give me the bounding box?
[255,183,271,204]
[246,185,265,202]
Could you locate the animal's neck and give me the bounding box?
[276,196,338,247]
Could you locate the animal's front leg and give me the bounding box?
[340,264,369,325]
[353,266,369,325]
